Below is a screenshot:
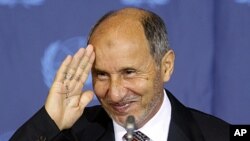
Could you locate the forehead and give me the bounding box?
[91,15,150,52]
[90,13,145,42]
[89,15,153,70]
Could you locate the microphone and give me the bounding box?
[125,115,135,141]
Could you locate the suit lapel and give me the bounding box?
[71,106,115,141]
[97,120,115,141]
[85,108,115,141]
[167,122,191,141]
[166,89,205,141]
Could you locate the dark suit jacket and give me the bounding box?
[10,89,230,141]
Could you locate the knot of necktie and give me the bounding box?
[123,130,151,141]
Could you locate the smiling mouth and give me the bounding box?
[111,102,134,113]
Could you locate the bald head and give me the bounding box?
[88,8,146,44]
[88,7,170,65]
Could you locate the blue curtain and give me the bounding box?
[1,0,250,140]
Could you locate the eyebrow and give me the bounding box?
[93,66,136,73]
[92,67,106,73]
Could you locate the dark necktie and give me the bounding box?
[123,131,152,141]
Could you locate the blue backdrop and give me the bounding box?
[1,0,250,140]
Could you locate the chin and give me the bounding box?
[112,115,127,127]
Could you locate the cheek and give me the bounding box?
[126,79,154,107]
[93,81,109,98]
[125,77,154,95]
[132,77,157,101]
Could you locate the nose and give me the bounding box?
[107,76,127,103]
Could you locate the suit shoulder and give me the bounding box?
[189,108,229,127]
[189,108,230,141]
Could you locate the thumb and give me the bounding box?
[79,90,94,110]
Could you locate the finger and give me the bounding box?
[77,51,95,89]
[51,82,68,94]
[66,52,95,98]
[71,46,92,82]
[54,55,72,83]
[68,52,95,97]
[68,45,95,94]
[79,44,94,70]
[63,48,86,93]
[65,48,85,81]
[79,90,94,110]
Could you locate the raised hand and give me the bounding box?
[45,44,95,130]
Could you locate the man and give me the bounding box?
[10,7,229,141]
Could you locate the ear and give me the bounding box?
[161,50,175,82]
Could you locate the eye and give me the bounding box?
[94,71,109,80]
[125,69,135,74]
[123,68,136,77]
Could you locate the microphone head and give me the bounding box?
[126,115,135,130]
[125,115,135,140]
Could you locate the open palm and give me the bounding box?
[45,45,95,130]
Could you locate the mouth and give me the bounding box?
[111,101,135,114]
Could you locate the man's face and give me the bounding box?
[90,20,165,128]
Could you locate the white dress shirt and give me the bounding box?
[113,90,172,141]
